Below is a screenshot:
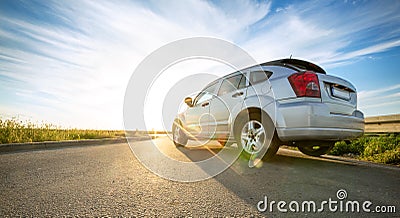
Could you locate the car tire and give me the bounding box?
[297,142,334,157]
[234,111,279,161]
[172,121,188,147]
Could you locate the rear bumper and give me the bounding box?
[276,101,364,141]
[277,127,364,141]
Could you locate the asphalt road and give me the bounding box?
[1,136,399,217]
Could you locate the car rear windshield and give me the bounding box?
[262,59,326,74]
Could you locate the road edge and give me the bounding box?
[0,136,153,153]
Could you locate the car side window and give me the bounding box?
[193,81,218,105]
[249,71,272,85]
[218,74,245,96]
[238,74,246,89]
[194,92,212,105]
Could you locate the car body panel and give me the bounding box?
[174,59,364,144]
[318,74,357,116]
[209,72,247,137]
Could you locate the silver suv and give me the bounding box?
[172,59,364,159]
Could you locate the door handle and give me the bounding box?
[232,92,244,98]
[201,102,209,107]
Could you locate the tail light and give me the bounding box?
[288,71,321,98]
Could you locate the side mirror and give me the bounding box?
[184,97,193,107]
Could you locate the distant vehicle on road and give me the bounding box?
[172,59,364,159]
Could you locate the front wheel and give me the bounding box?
[172,121,188,147]
[297,142,334,157]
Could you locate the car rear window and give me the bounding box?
[262,59,326,74]
[289,62,325,74]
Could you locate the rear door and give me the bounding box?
[276,60,358,116]
[317,74,357,115]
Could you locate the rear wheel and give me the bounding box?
[172,121,188,147]
[297,142,334,157]
[234,112,279,161]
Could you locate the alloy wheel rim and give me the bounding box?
[241,120,265,154]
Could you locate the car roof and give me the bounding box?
[261,59,326,74]
[206,58,326,88]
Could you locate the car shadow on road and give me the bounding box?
[174,143,400,217]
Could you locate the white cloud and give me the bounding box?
[358,84,400,99]
[358,84,400,115]
[0,0,271,129]
[0,0,399,129]
[324,39,400,66]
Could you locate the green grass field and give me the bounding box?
[330,134,400,165]
[0,118,125,144]
[1,118,398,165]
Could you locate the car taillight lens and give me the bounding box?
[288,71,321,98]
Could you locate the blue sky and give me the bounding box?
[0,0,399,129]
